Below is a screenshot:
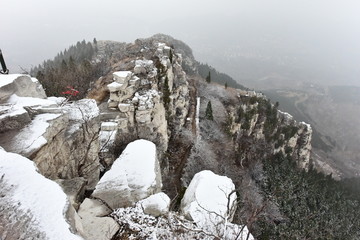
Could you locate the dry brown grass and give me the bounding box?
[87,86,109,103]
[86,75,112,103]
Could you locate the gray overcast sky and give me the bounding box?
[2,0,360,85]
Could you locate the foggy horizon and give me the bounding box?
[2,0,360,86]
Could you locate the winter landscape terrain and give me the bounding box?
[1,34,360,239]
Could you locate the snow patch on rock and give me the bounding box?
[0,113,61,157]
[92,139,162,209]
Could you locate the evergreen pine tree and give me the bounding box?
[205,101,214,120]
[169,49,173,63]
[225,82,228,89]
[163,76,171,111]
[206,71,211,83]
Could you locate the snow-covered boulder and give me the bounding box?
[92,139,162,209]
[181,170,237,225]
[0,148,82,240]
[78,198,119,240]
[139,192,170,217]
[180,170,253,239]
[0,74,46,102]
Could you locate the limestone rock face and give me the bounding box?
[98,41,190,165]
[32,99,101,189]
[295,122,312,169]
[93,139,162,209]
[55,177,87,210]
[139,192,170,217]
[78,198,119,240]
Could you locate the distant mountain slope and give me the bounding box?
[263,85,360,179]
[198,63,246,90]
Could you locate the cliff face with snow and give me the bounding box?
[0,34,315,240]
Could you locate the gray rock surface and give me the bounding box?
[78,198,119,240]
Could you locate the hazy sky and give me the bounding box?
[2,0,360,85]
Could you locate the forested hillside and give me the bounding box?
[30,39,107,99]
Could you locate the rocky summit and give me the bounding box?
[2,34,355,240]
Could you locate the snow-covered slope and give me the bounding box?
[0,148,82,240]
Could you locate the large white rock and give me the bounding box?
[180,170,253,239]
[139,192,170,217]
[0,74,46,102]
[0,149,82,240]
[92,139,162,209]
[78,198,119,240]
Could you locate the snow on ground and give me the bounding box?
[0,149,82,240]
[111,203,209,240]
[2,113,61,157]
[0,106,27,120]
[0,74,23,88]
[8,94,57,108]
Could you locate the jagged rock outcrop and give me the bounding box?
[92,139,162,209]
[0,74,101,189]
[0,148,82,240]
[97,40,190,166]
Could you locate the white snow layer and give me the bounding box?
[8,94,57,108]
[0,149,82,240]
[93,139,160,208]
